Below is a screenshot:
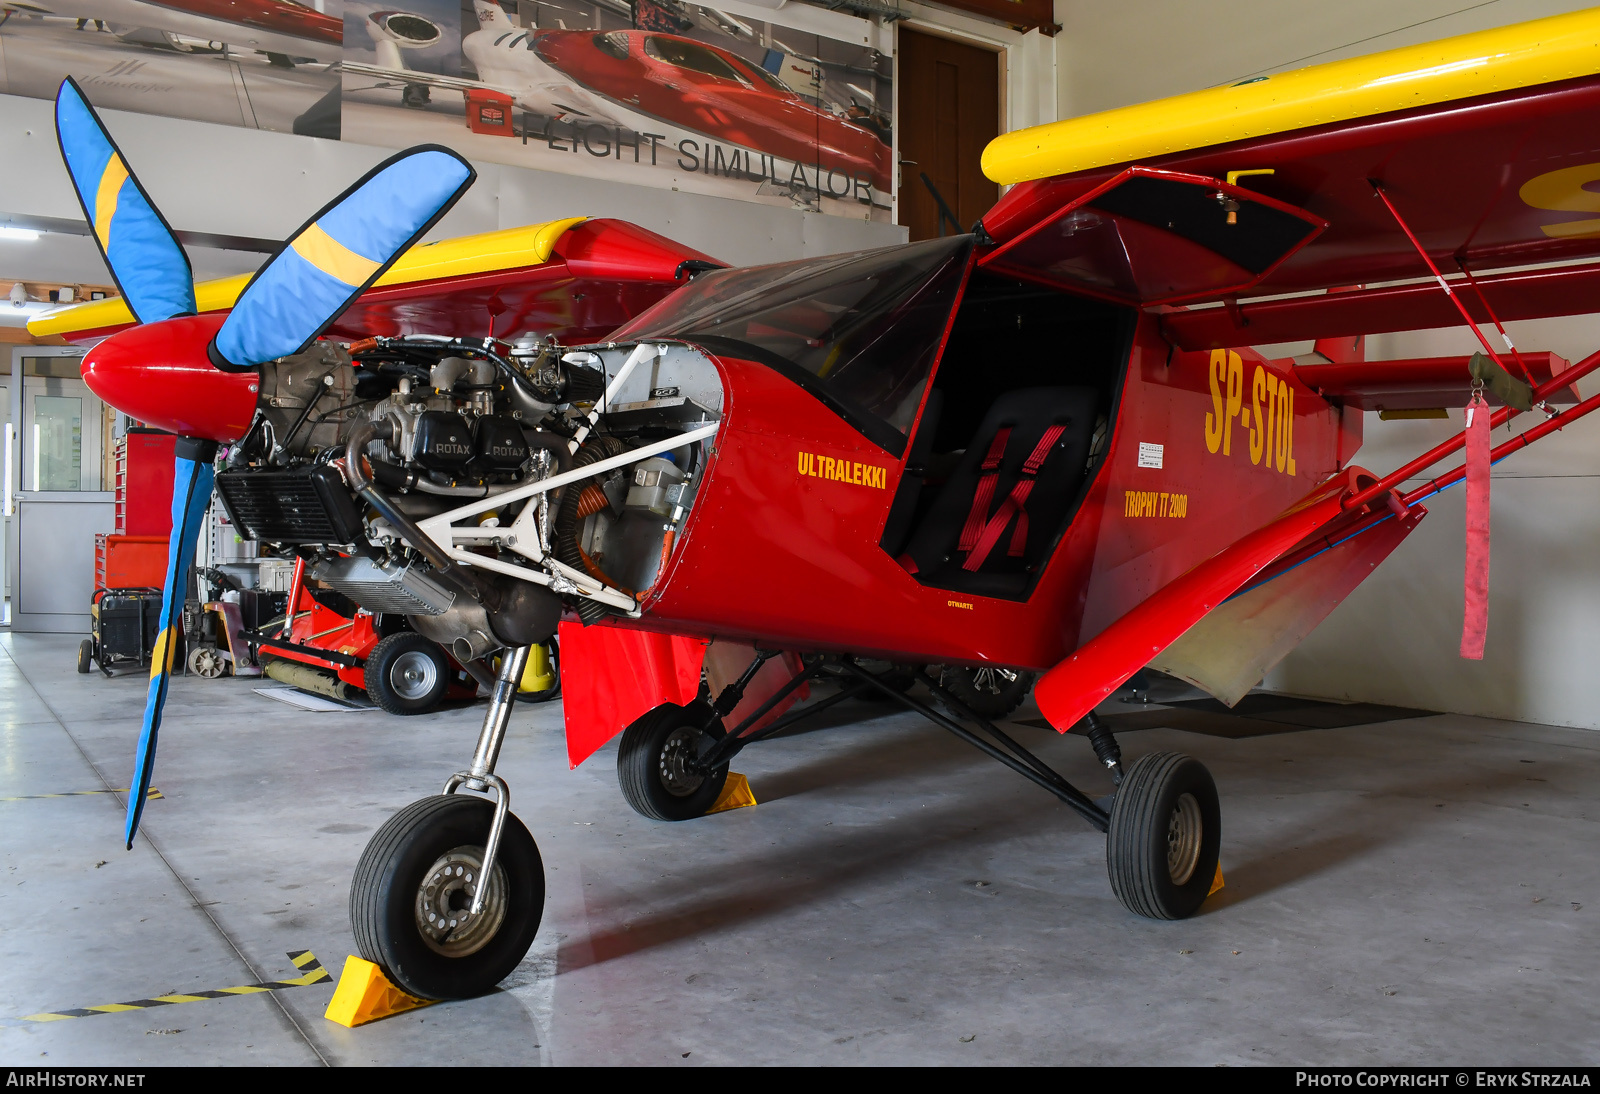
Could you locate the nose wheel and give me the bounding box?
[351,644,546,999]
[351,794,543,999]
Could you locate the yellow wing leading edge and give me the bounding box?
[982,7,1600,186]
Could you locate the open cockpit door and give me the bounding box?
[979,167,1326,306]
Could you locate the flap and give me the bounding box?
[980,168,1325,306]
[1032,466,1384,732]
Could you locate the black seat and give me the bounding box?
[900,385,1098,599]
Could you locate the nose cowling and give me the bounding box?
[81,314,260,444]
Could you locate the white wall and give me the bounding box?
[1046,0,1600,728]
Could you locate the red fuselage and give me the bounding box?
[633,318,1347,671]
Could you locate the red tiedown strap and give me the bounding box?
[958,427,1012,552]
[1461,393,1491,659]
[963,424,1066,572]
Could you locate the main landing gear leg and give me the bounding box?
[350,645,545,1000]
[841,659,1220,921]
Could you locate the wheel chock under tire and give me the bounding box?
[707,772,757,814]
[1209,864,1224,897]
[324,955,435,1027]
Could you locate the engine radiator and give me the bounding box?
[215,465,366,545]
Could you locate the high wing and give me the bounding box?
[979,7,1600,350]
[30,217,723,345]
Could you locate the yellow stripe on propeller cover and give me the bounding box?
[290,223,382,288]
[93,155,129,251]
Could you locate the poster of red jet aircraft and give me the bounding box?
[339,0,894,220]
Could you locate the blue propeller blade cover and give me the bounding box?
[210,146,474,369]
[54,79,195,324]
[125,446,214,848]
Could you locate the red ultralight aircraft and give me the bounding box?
[36,6,1600,1000]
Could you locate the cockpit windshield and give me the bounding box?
[612,236,973,456]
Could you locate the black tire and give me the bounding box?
[77,639,93,674]
[1106,752,1221,921]
[514,638,561,704]
[366,633,450,715]
[350,794,544,1000]
[616,701,728,821]
[938,665,1036,719]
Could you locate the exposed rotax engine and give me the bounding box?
[214,330,713,668]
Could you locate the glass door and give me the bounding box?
[22,375,100,492]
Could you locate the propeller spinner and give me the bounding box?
[52,78,476,846]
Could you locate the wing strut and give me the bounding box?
[1369,182,1525,385]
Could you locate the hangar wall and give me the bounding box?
[1049,0,1600,730]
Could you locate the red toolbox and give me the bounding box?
[116,429,176,536]
[96,533,169,590]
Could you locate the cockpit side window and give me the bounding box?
[613,237,973,457]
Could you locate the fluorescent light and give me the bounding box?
[0,227,41,242]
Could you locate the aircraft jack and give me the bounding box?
[324,956,435,1027]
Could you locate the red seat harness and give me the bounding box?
[958,423,1066,572]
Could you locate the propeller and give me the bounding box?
[52,79,476,847]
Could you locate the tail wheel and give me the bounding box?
[616,701,728,821]
[938,665,1036,719]
[366,633,449,715]
[351,794,544,1000]
[1106,752,1221,920]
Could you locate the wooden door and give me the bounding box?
[897,28,1000,242]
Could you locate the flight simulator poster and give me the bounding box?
[341,0,894,221]
[0,0,892,223]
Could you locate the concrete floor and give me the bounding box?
[1,632,1595,1066]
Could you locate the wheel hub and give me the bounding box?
[187,646,225,679]
[390,650,439,701]
[657,726,706,797]
[1166,792,1202,885]
[414,845,507,957]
